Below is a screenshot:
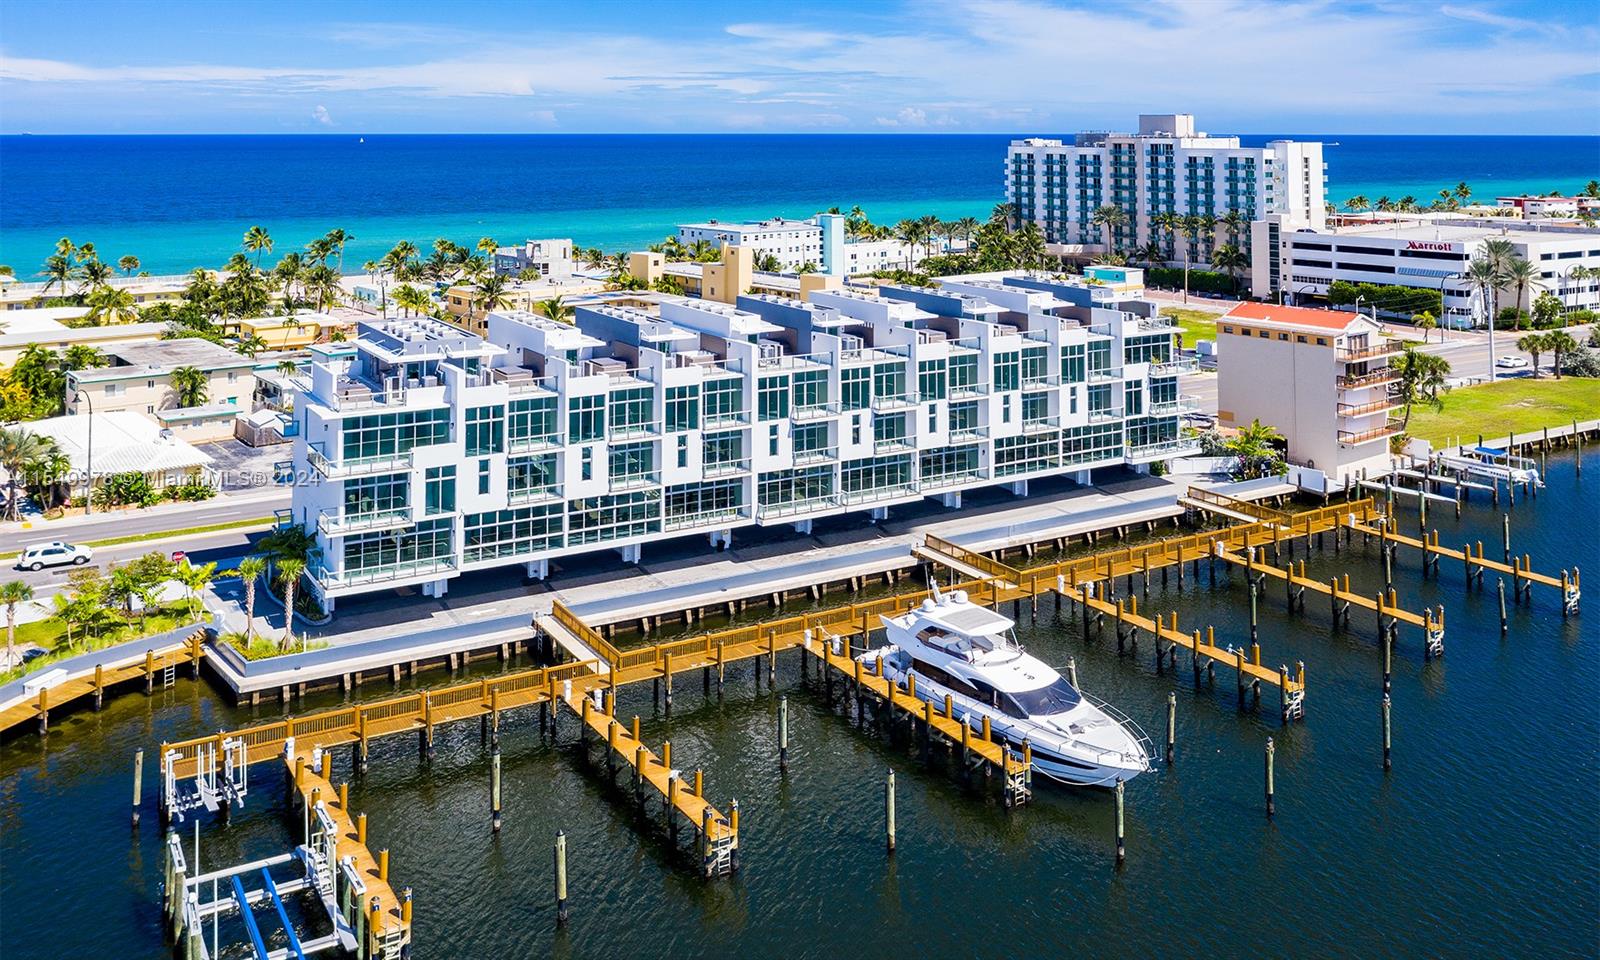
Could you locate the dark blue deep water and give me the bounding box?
[2,450,1596,959]
[1,134,1595,276]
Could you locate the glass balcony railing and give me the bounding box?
[507,433,561,453]
[507,483,564,505]
[793,446,839,467]
[702,410,749,428]
[873,435,915,454]
[313,555,457,589]
[756,495,840,521]
[704,458,752,478]
[1151,357,1199,376]
[1022,417,1061,435]
[608,471,660,493]
[317,507,411,537]
[791,401,841,422]
[307,444,414,479]
[838,483,918,506]
[1088,366,1123,383]
[870,392,921,412]
[663,506,749,532]
[1126,436,1203,459]
[949,425,988,443]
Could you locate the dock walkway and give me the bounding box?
[0,627,205,736]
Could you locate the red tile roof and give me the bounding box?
[1224,302,1365,332]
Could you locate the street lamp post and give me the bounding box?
[72,390,93,515]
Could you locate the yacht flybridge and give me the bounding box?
[867,586,1152,786]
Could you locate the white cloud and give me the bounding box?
[312,104,333,126]
[1,2,1595,132]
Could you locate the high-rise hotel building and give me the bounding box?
[288,274,1199,608]
[1005,113,1327,273]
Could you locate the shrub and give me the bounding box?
[162,478,217,502]
[93,471,160,508]
[1145,267,1234,295]
[1558,346,1600,378]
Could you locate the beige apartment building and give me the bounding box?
[1216,302,1400,483]
[64,338,256,416]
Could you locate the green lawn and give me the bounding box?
[1404,377,1600,447]
[1159,307,1222,348]
[2,603,198,684]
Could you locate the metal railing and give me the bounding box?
[949,382,989,399]
[1337,397,1399,418]
[1022,374,1060,389]
[507,483,564,505]
[307,444,413,479]
[317,507,411,537]
[793,446,839,467]
[507,433,562,453]
[873,436,915,454]
[608,471,660,492]
[1337,341,1400,362]
[702,409,749,428]
[663,506,749,532]
[755,495,840,520]
[1088,366,1123,383]
[949,425,989,442]
[1022,417,1061,435]
[1151,357,1199,375]
[704,457,752,478]
[838,483,918,506]
[870,392,920,412]
[792,401,841,422]
[1337,368,1400,390]
[1127,436,1203,459]
[313,555,456,589]
[1338,422,1402,445]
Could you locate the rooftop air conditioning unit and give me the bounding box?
[839,334,865,351]
[918,329,947,344]
[756,339,784,360]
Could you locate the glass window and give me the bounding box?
[508,454,557,495]
[793,423,828,453]
[841,367,870,410]
[757,466,833,507]
[872,362,906,400]
[609,441,654,482]
[341,408,449,461]
[1021,346,1048,384]
[992,351,1019,392]
[873,413,907,442]
[508,396,557,445]
[917,359,947,401]
[1087,340,1112,374]
[568,394,604,443]
[666,385,699,432]
[949,401,978,433]
[478,458,490,494]
[580,447,593,481]
[465,405,504,456]
[341,473,408,517]
[758,375,790,421]
[703,377,742,424]
[567,491,661,545]
[1125,381,1143,416]
[703,430,741,466]
[609,386,653,436]
[1022,393,1049,423]
[424,466,456,515]
[949,354,979,394]
[463,504,562,563]
[791,369,827,411]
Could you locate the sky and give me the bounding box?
[1,0,1597,135]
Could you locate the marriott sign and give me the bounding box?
[1405,240,1456,252]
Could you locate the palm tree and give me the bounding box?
[1174,214,1210,303]
[170,366,209,407]
[1465,255,1504,378]
[1014,222,1046,273]
[1544,330,1578,378]
[917,214,942,259]
[1503,256,1541,328]
[1343,196,1371,214]
[238,555,267,644]
[0,427,54,521]
[118,255,141,276]
[954,216,979,253]
[1150,210,1178,262]
[536,296,573,324]
[1219,209,1248,246]
[1133,240,1164,266]
[79,258,113,294]
[243,225,273,269]
[39,254,77,298]
[1517,332,1548,377]
[304,264,342,312]
[85,286,137,325]
[63,344,106,371]
[1,580,33,669]
[1210,243,1248,294]
[1374,197,1395,213]
[324,229,352,273]
[176,561,216,619]
[1090,204,1127,256]
[1411,310,1438,344]
[1455,182,1472,204]
[990,202,1016,230]
[32,449,71,510]
[392,284,430,317]
[277,558,306,651]
[236,333,266,358]
[473,274,512,322]
[305,236,335,266]
[1391,348,1451,428]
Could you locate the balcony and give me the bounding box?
[1149,395,1202,416]
[608,471,661,493]
[1088,366,1123,383]
[1338,420,1403,446]
[870,392,920,412]
[756,495,840,521]
[1022,374,1060,390]
[1337,369,1400,390]
[949,382,988,400]
[1087,408,1122,424]
[1151,357,1199,376]
[1337,397,1400,418]
[873,435,915,454]
[1337,341,1400,362]
[949,425,989,443]
[1126,436,1204,460]
[791,401,841,422]
[793,446,838,467]
[607,420,660,441]
[664,506,749,532]
[317,507,411,537]
[703,410,749,429]
[313,555,457,590]
[507,432,561,454]
[919,468,985,490]
[307,444,414,479]
[704,457,752,479]
[507,483,564,505]
[838,483,919,506]
[1022,416,1061,435]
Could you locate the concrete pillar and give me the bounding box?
[523,558,549,580]
[707,528,733,550]
[870,507,889,522]
[1070,469,1092,485]
[322,594,336,614]
[940,491,962,509]
[1130,462,1151,476]
[792,518,814,535]
[1006,479,1029,497]
[616,543,642,564]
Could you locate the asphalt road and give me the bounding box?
[8,527,264,596]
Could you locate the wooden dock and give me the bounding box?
[1347,519,1577,608]
[0,630,205,736]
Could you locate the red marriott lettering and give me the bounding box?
[1405,241,1454,252]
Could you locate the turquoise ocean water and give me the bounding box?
[0,134,1595,277]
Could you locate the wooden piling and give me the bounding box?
[131,749,143,828]
[1066,657,1079,689]
[1381,695,1392,772]
[1264,738,1276,818]
[554,831,569,926]
[1498,578,1508,634]
[779,696,790,772]
[1249,581,1258,643]
[491,744,503,833]
[1113,780,1126,865]
[1165,692,1176,764]
[885,769,896,854]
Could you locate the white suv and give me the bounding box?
[16,542,94,571]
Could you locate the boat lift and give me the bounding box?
[163,736,249,824]
[1434,446,1543,486]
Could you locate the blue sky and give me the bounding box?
[1,0,1596,134]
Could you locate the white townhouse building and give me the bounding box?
[492,239,575,279]
[677,218,824,271]
[288,276,1200,608]
[1259,218,1600,327]
[1006,113,1326,268]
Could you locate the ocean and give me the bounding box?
[2,452,1596,958]
[0,133,1596,278]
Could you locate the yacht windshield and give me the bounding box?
[1006,678,1082,717]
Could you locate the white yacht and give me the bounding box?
[866,587,1151,786]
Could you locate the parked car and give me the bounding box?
[15,541,93,571]
[1495,356,1529,369]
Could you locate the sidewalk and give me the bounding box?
[3,487,287,539]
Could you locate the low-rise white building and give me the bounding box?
[1216,302,1399,483]
[493,239,575,279]
[677,219,823,271]
[1255,218,1600,326]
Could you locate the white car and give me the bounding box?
[15,541,94,571]
[1495,356,1529,369]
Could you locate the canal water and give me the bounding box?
[4,451,1596,959]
